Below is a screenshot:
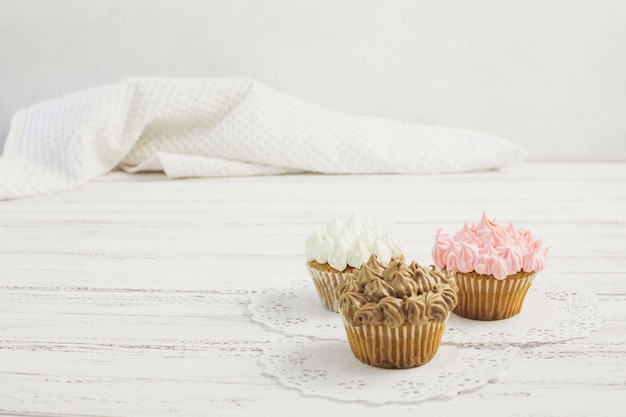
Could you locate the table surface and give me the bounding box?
[0,162,625,417]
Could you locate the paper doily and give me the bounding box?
[259,335,517,404]
[249,279,344,340]
[444,284,601,346]
[248,279,601,346]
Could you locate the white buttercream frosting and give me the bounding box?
[305,214,404,270]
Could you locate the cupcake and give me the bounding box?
[432,212,548,320]
[336,254,457,369]
[305,214,403,312]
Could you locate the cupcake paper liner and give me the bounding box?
[454,271,536,320]
[343,320,446,369]
[306,262,352,312]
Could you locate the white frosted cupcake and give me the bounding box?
[305,214,404,312]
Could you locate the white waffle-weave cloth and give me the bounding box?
[0,78,527,200]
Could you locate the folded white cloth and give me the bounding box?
[0,78,527,200]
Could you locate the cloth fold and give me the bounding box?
[0,77,527,200]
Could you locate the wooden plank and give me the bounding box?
[0,162,625,417]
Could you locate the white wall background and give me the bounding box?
[1,0,625,161]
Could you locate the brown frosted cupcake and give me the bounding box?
[336,254,457,369]
[305,214,404,312]
[432,213,548,320]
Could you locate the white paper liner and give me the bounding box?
[248,278,601,346]
[305,262,351,312]
[258,335,518,404]
[344,320,445,369]
[454,272,535,320]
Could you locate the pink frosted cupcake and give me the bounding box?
[432,213,548,320]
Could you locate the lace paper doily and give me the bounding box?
[259,335,517,404]
[444,284,601,346]
[248,279,601,346]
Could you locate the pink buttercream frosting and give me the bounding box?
[432,213,548,279]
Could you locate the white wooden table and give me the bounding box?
[1,162,625,416]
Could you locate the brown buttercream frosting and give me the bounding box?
[336,254,458,327]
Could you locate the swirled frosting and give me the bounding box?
[305,214,404,271]
[337,254,457,327]
[432,212,548,279]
